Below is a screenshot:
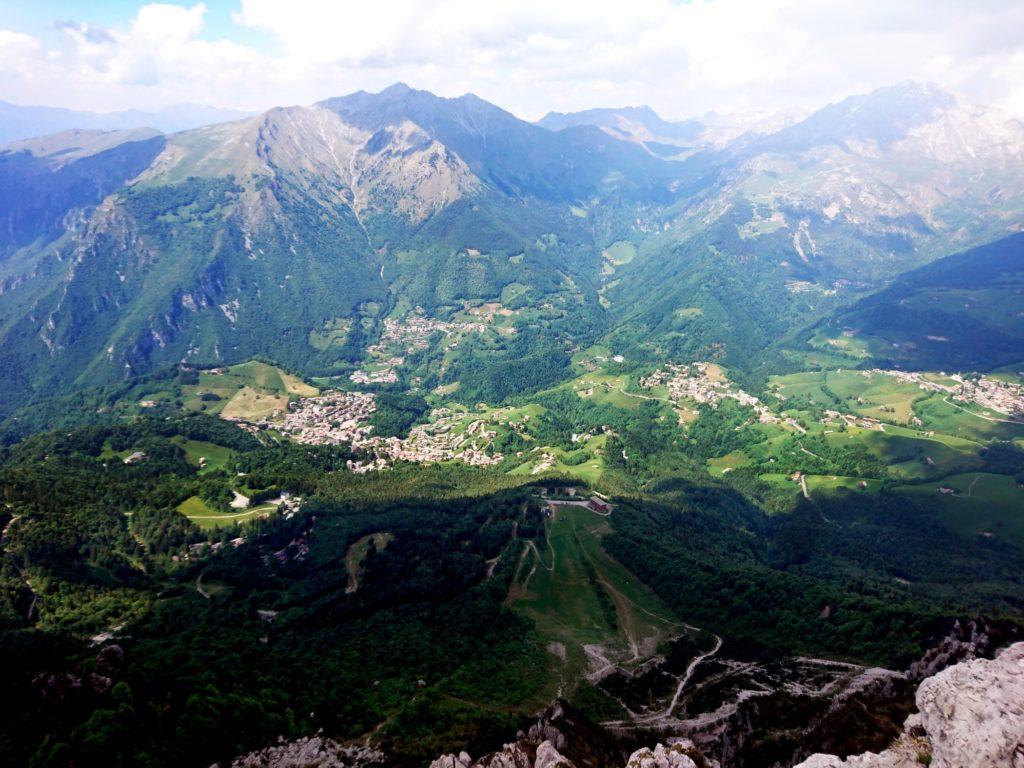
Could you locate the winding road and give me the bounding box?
[963,474,983,498]
[616,383,673,403]
[942,396,1024,425]
[196,570,212,599]
[655,632,724,722]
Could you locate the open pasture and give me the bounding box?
[508,503,682,692]
[897,473,1024,549]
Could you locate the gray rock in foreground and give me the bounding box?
[796,642,1024,768]
[230,737,384,768]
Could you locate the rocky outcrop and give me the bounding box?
[428,701,625,768]
[429,738,571,768]
[229,623,1023,768]
[796,642,1024,768]
[625,743,699,768]
[230,737,384,768]
[431,738,706,768]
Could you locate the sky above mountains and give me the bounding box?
[1,0,1023,121]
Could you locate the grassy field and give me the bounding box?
[989,365,1024,385]
[805,475,885,494]
[707,450,751,475]
[914,393,1024,443]
[171,437,235,475]
[176,495,277,530]
[806,328,873,361]
[345,532,394,592]
[225,360,318,396]
[822,426,983,480]
[569,373,645,411]
[308,318,352,351]
[508,503,682,693]
[897,473,1024,548]
[506,434,610,485]
[759,472,883,500]
[220,386,291,421]
[772,369,922,424]
[602,241,637,267]
[173,360,318,419]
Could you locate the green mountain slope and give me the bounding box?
[1,82,1024,416]
[809,232,1024,371]
[0,97,635,416]
[0,128,165,262]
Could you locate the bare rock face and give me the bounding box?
[230,737,384,768]
[794,742,928,768]
[425,753,473,765]
[795,642,1024,768]
[915,642,1024,768]
[429,700,628,768]
[533,740,574,768]
[428,752,474,768]
[430,738,573,768]
[431,739,567,768]
[625,743,699,768]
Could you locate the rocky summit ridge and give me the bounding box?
[227,639,1024,768]
[797,642,1024,768]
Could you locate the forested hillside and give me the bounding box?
[810,232,1024,371]
[1,82,1023,419]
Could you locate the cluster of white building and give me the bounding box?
[278,392,378,445]
[367,310,489,358]
[960,377,1024,417]
[349,357,402,384]
[641,362,777,423]
[530,451,558,475]
[235,389,510,471]
[867,369,1024,418]
[821,409,884,431]
[363,409,505,468]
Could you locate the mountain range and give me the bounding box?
[2,78,1024,768]
[0,99,251,146]
[0,81,1022,416]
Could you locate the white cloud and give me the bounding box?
[0,0,1023,120]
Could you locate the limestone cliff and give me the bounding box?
[796,643,1024,768]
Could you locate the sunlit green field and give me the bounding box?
[897,473,1024,548]
[171,437,235,475]
[914,394,1024,443]
[171,361,319,418]
[176,495,277,530]
[508,503,682,693]
[772,369,922,424]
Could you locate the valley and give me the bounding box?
[1,316,1019,765]
[0,77,1022,768]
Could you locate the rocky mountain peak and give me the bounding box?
[132,104,477,222]
[758,80,960,153]
[797,642,1024,768]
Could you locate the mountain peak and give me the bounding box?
[758,80,961,153]
[538,104,664,129]
[882,80,957,103]
[856,80,958,119]
[378,82,415,97]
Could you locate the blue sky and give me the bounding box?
[0,1,274,50]
[1,1,1022,120]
